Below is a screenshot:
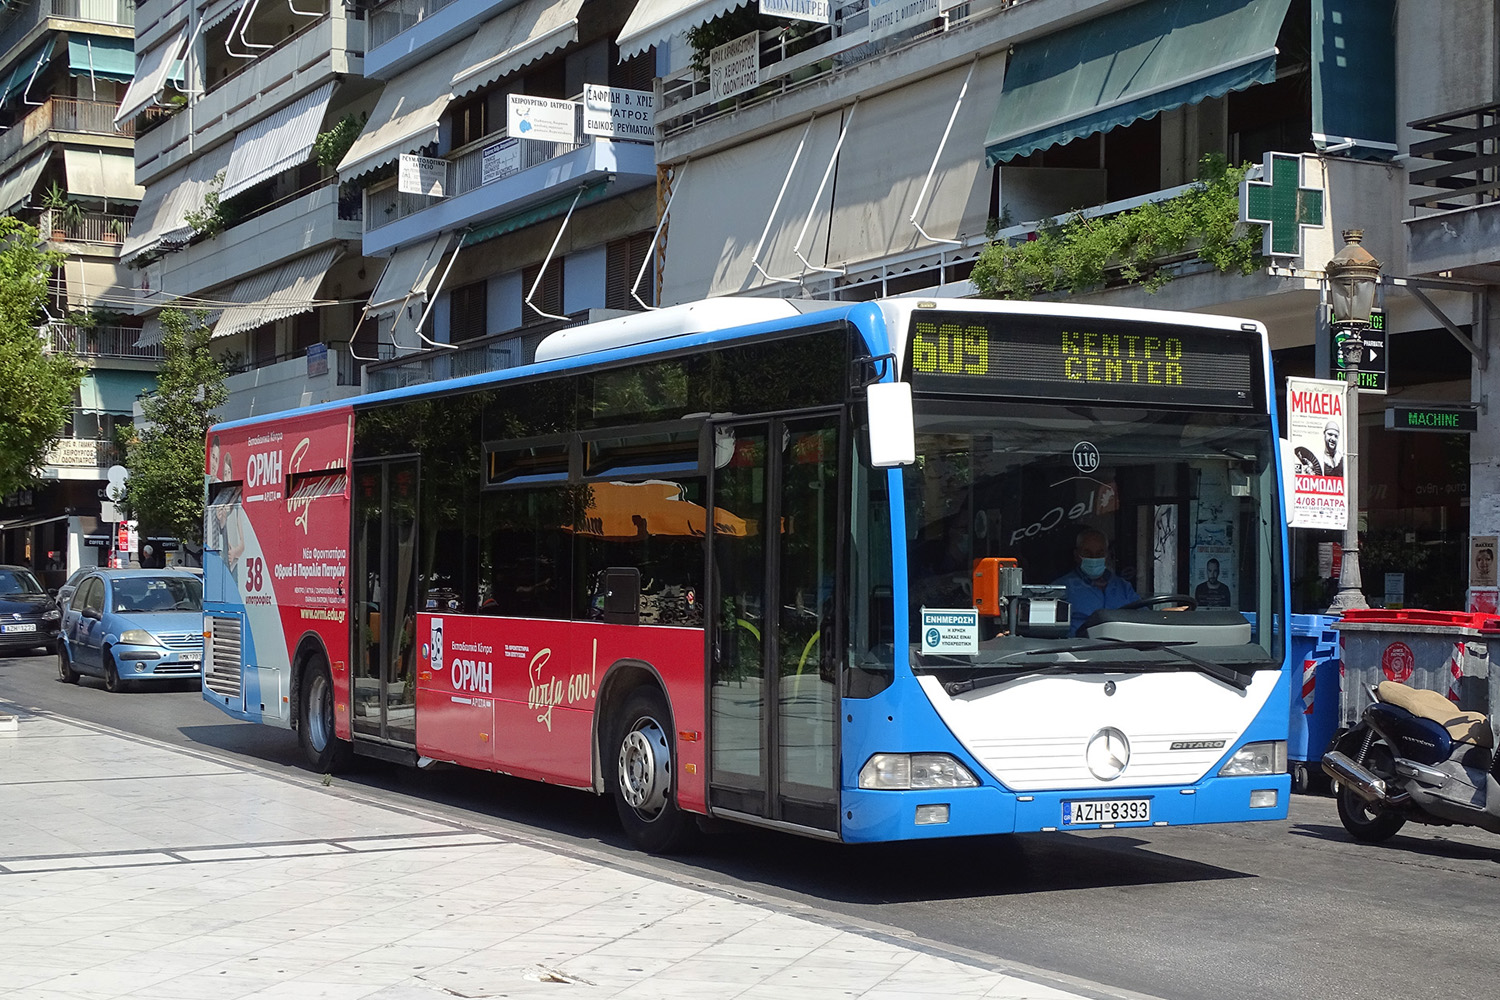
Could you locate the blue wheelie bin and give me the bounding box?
[1287,613,1341,793]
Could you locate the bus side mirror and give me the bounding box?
[867,382,915,468]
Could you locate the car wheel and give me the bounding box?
[104,651,127,693]
[57,646,79,684]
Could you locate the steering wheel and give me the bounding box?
[1121,594,1197,611]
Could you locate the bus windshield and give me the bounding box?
[903,399,1283,673]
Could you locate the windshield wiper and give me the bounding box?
[1046,639,1254,691]
[938,639,1254,694]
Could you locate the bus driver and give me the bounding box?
[1053,527,1139,636]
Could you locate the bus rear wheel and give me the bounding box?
[611,687,696,854]
[299,655,352,773]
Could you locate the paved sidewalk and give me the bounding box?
[0,707,1134,1000]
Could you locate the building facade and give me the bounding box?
[120,0,1499,613]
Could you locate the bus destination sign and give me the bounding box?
[907,312,1259,408]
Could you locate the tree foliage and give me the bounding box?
[119,309,228,544]
[971,154,1264,300]
[0,216,82,497]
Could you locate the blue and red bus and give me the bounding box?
[202,296,1291,851]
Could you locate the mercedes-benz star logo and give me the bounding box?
[1085,727,1130,781]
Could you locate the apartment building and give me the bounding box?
[113,0,1499,611]
[0,0,157,585]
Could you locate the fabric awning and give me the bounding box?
[828,55,1005,265]
[660,118,842,303]
[63,260,133,310]
[338,44,463,181]
[135,315,162,348]
[4,43,52,103]
[67,37,134,83]
[0,150,50,212]
[120,143,233,263]
[213,247,338,339]
[985,0,1292,166]
[115,30,185,124]
[221,82,333,200]
[63,148,144,200]
[367,234,454,317]
[452,0,585,97]
[616,0,749,60]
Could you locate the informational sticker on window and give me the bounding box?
[481,138,521,185]
[398,154,447,196]
[582,84,655,140]
[920,608,978,655]
[507,94,577,144]
[709,31,759,103]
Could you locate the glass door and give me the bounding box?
[708,414,841,831]
[351,458,420,745]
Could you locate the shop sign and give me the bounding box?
[868,0,939,40]
[1385,405,1477,433]
[1325,307,1387,394]
[709,32,759,103]
[398,154,447,197]
[759,0,829,23]
[582,85,655,140]
[507,94,577,144]
[481,138,521,184]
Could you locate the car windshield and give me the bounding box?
[902,400,1283,671]
[0,568,44,596]
[111,577,203,613]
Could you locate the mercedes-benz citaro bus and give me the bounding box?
[202,296,1290,852]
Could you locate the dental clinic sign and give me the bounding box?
[759,0,828,23]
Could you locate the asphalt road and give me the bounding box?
[3,647,1496,1000]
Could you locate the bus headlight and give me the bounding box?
[859,753,979,790]
[1218,741,1287,777]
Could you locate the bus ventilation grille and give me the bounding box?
[206,616,243,698]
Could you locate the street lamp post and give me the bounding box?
[1325,229,1382,615]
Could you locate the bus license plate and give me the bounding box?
[1,623,36,633]
[1063,798,1150,825]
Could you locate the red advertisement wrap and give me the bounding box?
[414,614,708,812]
[206,408,354,731]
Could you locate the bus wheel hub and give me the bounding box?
[619,721,670,816]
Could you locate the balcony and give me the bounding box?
[0,0,134,60]
[365,0,513,78]
[0,97,132,164]
[49,324,162,361]
[360,129,654,256]
[1406,103,1500,278]
[220,343,363,422]
[135,14,361,182]
[36,208,133,247]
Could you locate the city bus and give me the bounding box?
[201,296,1291,852]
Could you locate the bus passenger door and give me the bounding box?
[707,414,841,833]
[351,458,420,746]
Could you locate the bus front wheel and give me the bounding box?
[299,656,352,773]
[611,687,696,854]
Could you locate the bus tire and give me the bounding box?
[611,686,696,854]
[298,655,352,773]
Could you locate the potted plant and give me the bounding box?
[103,218,125,244]
[40,182,70,240]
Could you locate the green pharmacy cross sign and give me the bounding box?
[1240,152,1325,257]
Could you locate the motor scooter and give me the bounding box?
[1323,680,1498,841]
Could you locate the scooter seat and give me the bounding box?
[1377,681,1494,748]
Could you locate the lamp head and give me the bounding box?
[1327,229,1382,329]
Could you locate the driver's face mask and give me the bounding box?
[1080,556,1107,579]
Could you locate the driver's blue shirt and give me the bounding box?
[1052,568,1140,636]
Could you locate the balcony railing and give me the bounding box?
[204,13,330,97]
[365,118,587,232]
[368,0,460,51]
[0,97,132,163]
[37,209,133,246]
[49,324,162,360]
[1408,103,1500,213]
[0,0,134,58]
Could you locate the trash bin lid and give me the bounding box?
[1334,608,1500,634]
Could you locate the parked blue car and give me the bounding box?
[58,569,204,692]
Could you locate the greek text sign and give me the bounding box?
[759,0,829,23]
[582,85,655,140]
[507,94,577,144]
[709,32,759,103]
[920,608,978,655]
[868,0,939,41]
[1286,376,1347,530]
[481,138,521,184]
[398,154,447,196]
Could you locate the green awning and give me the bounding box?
[4,43,53,102]
[985,0,1293,166]
[68,37,135,84]
[463,180,611,246]
[1312,0,1396,160]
